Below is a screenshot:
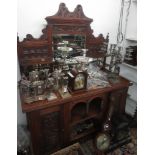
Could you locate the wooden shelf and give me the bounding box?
[71,104,102,126]
[70,127,97,141]
[71,112,100,126]
[88,109,101,119]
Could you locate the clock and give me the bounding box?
[68,68,88,92]
[74,73,85,90]
[95,133,110,152]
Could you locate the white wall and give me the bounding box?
[17,0,122,125]
[126,1,137,40]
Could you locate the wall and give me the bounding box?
[125,0,137,40]
[120,0,137,116]
[17,0,122,125]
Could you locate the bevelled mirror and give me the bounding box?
[53,34,86,59]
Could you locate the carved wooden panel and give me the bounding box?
[22,47,49,57]
[40,111,62,154]
[54,3,89,19]
[46,3,93,22]
[53,25,88,35]
[17,27,52,66]
[110,88,128,114]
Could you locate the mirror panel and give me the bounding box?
[53,34,86,59]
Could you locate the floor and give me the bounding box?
[81,128,137,155]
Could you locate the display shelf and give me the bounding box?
[71,103,87,121]
[88,109,102,117]
[70,117,101,142]
[70,127,96,141]
[89,98,102,113]
[71,112,101,126]
[71,98,103,126]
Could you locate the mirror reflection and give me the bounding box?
[53,34,86,60]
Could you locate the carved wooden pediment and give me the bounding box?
[46,3,93,24]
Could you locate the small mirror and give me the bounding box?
[53,34,86,59]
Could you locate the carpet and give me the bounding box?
[80,128,137,155]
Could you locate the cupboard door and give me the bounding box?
[39,106,63,155]
[27,111,42,155]
[110,88,128,114]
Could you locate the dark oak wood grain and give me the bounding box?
[17,3,130,155]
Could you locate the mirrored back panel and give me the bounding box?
[53,34,86,49]
[53,34,86,59]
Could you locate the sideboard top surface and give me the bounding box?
[21,76,130,113]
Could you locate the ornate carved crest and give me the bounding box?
[51,3,92,19]
[46,3,93,23]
